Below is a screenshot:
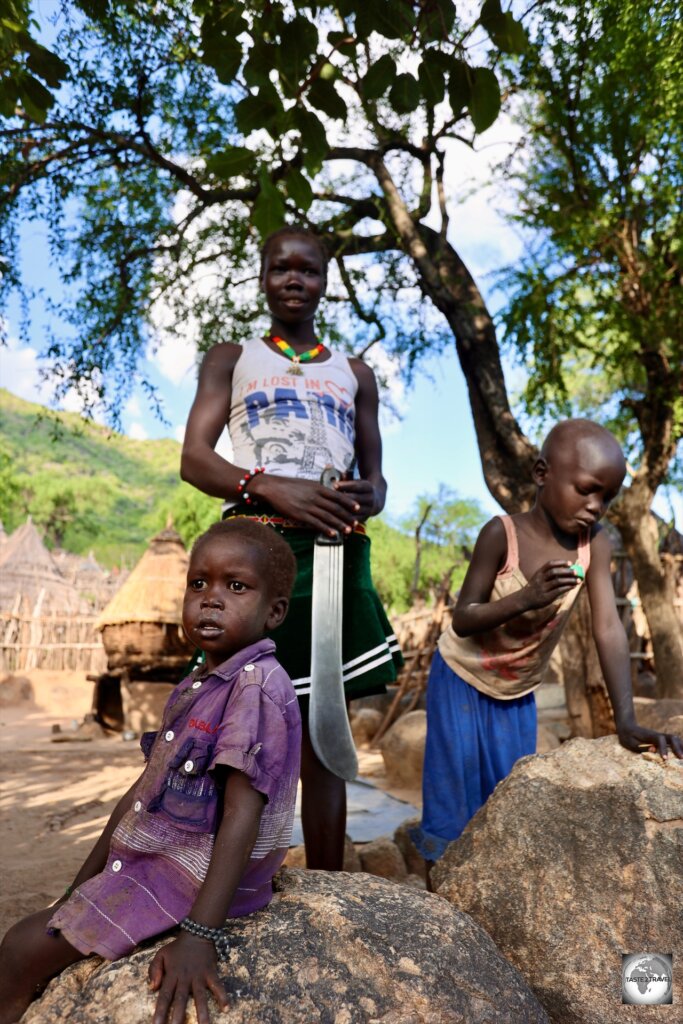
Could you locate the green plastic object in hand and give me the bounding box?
[570,563,585,580]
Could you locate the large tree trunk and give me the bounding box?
[559,590,616,738]
[610,486,683,699]
[416,225,537,512]
[370,156,537,512]
[607,348,683,699]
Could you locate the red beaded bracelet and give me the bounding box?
[237,466,265,505]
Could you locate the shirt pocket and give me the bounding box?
[140,731,158,761]
[152,738,218,832]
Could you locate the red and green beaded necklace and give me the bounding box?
[270,335,326,375]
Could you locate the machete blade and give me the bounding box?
[308,469,358,781]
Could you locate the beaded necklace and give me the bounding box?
[270,335,326,375]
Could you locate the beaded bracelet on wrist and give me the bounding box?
[179,917,231,960]
[236,466,265,506]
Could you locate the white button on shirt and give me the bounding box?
[165,730,174,742]
[184,760,194,773]
[134,801,142,812]
[112,860,122,872]
[244,664,255,672]
[192,680,202,689]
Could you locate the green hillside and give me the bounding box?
[0,389,477,610]
[0,389,221,567]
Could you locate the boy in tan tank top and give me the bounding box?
[411,419,682,867]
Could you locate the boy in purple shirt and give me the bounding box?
[0,519,301,1024]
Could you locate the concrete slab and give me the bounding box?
[290,776,420,846]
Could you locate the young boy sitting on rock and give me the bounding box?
[0,519,300,1024]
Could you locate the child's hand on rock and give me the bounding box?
[616,721,683,759]
[149,933,228,1024]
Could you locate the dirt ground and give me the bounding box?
[0,670,420,938]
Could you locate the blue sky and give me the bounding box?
[2,113,681,530]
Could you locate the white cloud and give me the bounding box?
[440,112,525,283]
[124,394,143,418]
[148,332,197,388]
[0,333,107,421]
[56,380,107,423]
[127,421,148,440]
[0,335,44,403]
[362,344,407,434]
[174,423,186,443]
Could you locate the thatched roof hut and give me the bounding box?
[0,517,81,615]
[53,549,124,612]
[96,525,193,672]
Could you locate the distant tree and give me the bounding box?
[402,484,485,601]
[0,441,20,529]
[500,0,683,695]
[26,478,97,547]
[158,483,221,550]
[364,516,416,614]
[407,497,434,602]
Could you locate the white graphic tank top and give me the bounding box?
[228,339,358,480]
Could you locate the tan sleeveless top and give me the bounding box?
[438,515,591,700]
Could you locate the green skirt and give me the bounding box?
[223,508,403,702]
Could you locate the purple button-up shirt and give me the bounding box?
[49,638,301,960]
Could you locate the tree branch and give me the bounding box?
[334,254,386,357]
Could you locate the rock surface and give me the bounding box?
[24,870,548,1024]
[284,836,362,872]
[357,836,407,880]
[633,697,683,733]
[0,673,33,706]
[433,737,683,1024]
[350,707,383,746]
[379,710,426,789]
[394,817,428,881]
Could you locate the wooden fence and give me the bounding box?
[0,591,107,673]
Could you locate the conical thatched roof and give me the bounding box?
[95,525,189,629]
[0,517,81,614]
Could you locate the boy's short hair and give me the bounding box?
[260,225,329,278]
[191,519,297,599]
[540,419,624,464]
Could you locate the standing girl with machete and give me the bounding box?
[181,226,403,870]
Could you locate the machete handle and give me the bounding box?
[316,532,343,547]
[320,465,342,489]
[319,465,344,543]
